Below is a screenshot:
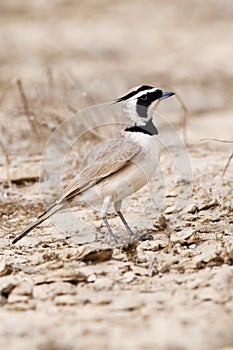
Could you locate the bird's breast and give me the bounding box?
[128,132,160,156]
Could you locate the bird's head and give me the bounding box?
[115,85,175,122]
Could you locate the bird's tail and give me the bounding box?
[12,202,65,244]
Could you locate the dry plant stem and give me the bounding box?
[67,105,78,114]
[200,138,233,177]
[222,148,233,178]
[0,82,11,107]
[0,140,11,187]
[60,72,78,113]
[66,70,96,106]
[159,85,188,147]
[16,79,40,139]
[66,70,106,141]
[175,93,188,147]
[47,68,54,102]
[200,137,233,144]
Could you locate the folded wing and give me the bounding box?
[59,137,142,202]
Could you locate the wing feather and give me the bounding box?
[59,137,141,202]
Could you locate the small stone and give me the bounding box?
[158,214,167,228]
[0,256,6,276]
[33,282,76,300]
[93,277,113,291]
[0,276,18,296]
[195,287,227,303]
[182,214,197,221]
[11,281,33,296]
[166,190,177,198]
[87,274,97,283]
[164,206,177,214]
[185,203,198,214]
[54,295,78,305]
[210,216,221,222]
[8,294,29,303]
[118,263,131,274]
[138,239,168,251]
[0,256,13,277]
[153,214,167,230]
[198,198,219,211]
[132,266,150,276]
[122,271,135,283]
[87,293,113,306]
[111,296,144,311]
[189,244,196,249]
[6,300,36,311]
[138,240,159,251]
[170,228,195,243]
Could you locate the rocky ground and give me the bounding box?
[0,1,233,349]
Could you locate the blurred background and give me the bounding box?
[0,0,232,165]
[0,0,232,210]
[0,2,233,349]
[0,0,232,122]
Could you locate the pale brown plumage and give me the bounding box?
[12,136,142,244]
[12,85,174,244]
[59,136,141,201]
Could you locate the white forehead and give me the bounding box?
[127,87,159,101]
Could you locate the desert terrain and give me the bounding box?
[0,1,233,349]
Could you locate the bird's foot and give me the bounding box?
[138,233,154,241]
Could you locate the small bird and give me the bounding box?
[12,85,174,244]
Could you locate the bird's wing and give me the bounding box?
[12,137,141,244]
[59,137,142,202]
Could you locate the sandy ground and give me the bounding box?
[0,1,233,349]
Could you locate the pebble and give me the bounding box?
[138,239,168,251]
[199,198,219,211]
[87,274,97,283]
[54,295,78,305]
[111,296,144,311]
[8,294,29,304]
[170,228,195,243]
[93,277,113,291]
[164,206,177,214]
[0,276,19,295]
[185,203,198,214]
[122,271,136,283]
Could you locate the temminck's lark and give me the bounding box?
[12,85,174,244]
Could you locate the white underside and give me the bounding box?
[73,132,161,213]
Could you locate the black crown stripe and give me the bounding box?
[115,85,154,103]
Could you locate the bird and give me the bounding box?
[12,85,175,244]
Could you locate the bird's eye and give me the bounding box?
[140,95,148,100]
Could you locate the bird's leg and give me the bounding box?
[116,211,135,237]
[114,201,135,237]
[102,216,118,244]
[101,196,118,244]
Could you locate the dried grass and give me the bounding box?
[0,140,11,187]
[201,137,233,177]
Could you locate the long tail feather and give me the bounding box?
[12,202,64,244]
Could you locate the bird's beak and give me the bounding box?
[160,91,175,100]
